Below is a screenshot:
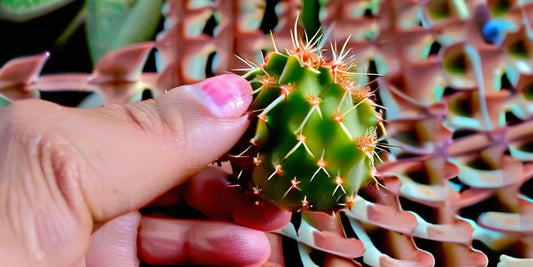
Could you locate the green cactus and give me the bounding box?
[229,32,383,212]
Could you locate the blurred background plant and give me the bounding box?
[0,0,163,64]
[1,0,533,266]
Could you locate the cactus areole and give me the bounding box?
[227,33,383,212]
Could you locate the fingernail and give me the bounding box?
[188,74,252,118]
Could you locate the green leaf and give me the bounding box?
[301,0,320,36]
[0,0,73,22]
[0,94,11,107]
[86,0,163,64]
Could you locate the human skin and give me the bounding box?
[0,74,291,266]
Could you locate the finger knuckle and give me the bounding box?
[36,133,90,218]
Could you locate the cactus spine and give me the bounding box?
[230,31,383,212]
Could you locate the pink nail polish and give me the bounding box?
[197,74,253,118]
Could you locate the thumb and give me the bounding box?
[61,74,252,221]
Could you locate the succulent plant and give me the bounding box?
[227,31,383,212]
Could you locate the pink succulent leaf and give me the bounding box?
[410,212,475,244]
[519,193,533,217]
[162,0,214,30]
[455,143,527,185]
[440,42,480,89]
[378,157,460,205]
[384,117,453,155]
[39,41,159,105]
[155,0,217,89]
[301,210,346,234]
[457,187,495,208]
[521,3,533,35]
[378,176,402,194]
[212,26,265,74]
[506,119,533,143]
[509,137,533,161]
[89,42,155,83]
[476,46,506,92]
[421,2,491,47]
[391,171,455,204]
[276,217,364,261]
[377,77,448,120]
[444,89,509,131]
[320,1,379,42]
[0,85,39,102]
[0,41,160,106]
[418,0,471,29]
[32,73,104,107]
[322,0,374,20]
[394,58,447,105]
[497,255,533,267]
[36,74,96,90]
[156,0,268,88]
[268,0,302,52]
[440,41,507,96]
[434,17,474,46]
[0,52,49,91]
[156,29,215,88]
[461,216,517,251]
[448,130,500,156]
[502,26,533,81]
[320,254,364,267]
[34,72,160,106]
[381,231,437,267]
[507,73,533,119]
[211,0,266,74]
[374,28,435,76]
[215,0,265,32]
[516,71,533,92]
[297,211,365,261]
[348,219,435,267]
[478,211,533,233]
[311,231,365,259]
[438,243,489,266]
[376,0,421,31]
[359,179,403,205]
[449,154,523,188]
[97,76,160,105]
[507,95,533,121]
[477,195,533,238]
[293,243,364,267]
[344,195,417,234]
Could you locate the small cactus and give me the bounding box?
[228,31,384,212]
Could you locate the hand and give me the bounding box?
[132,167,290,266]
[0,74,291,266]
